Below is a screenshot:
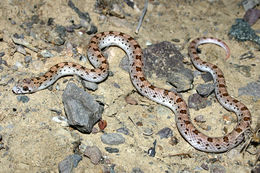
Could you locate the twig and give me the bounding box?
[135,0,148,34]
[166,153,192,158]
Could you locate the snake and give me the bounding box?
[12,31,251,153]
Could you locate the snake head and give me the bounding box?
[12,78,37,94]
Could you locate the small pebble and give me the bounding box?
[17,95,30,103]
[116,127,130,135]
[136,121,143,126]
[24,56,32,63]
[0,52,5,57]
[244,8,260,25]
[52,116,69,127]
[143,128,153,136]
[156,127,173,139]
[242,0,259,11]
[169,136,178,146]
[0,66,3,72]
[145,41,152,46]
[40,50,54,58]
[201,72,213,82]
[58,154,82,173]
[113,82,120,88]
[210,164,226,173]
[196,83,215,97]
[80,19,91,29]
[86,24,97,35]
[105,147,119,153]
[171,38,180,42]
[0,143,4,150]
[91,127,99,134]
[131,167,144,173]
[188,93,211,110]
[81,80,98,91]
[84,146,102,165]
[101,133,125,145]
[251,164,260,173]
[125,95,138,105]
[15,61,23,68]
[16,45,26,55]
[201,163,209,170]
[222,114,234,125]
[0,59,7,66]
[194,115,206,123]
[0,134,2,141]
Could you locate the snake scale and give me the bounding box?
[12,31,251,153]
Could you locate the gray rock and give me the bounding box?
[24,56,32,63]
[201,72,213,82]
[81,80,98,91]
[84,146,102,165]
[44,25,66,46]
[194,115,206,123]
[167,68,194,92]
[238,81,260,99]
[105,147,119,153]
[229,18,260,46]
[196,83,215,97]
[188,93,212,110]
[156,127,173,139]
[0,52,5,57]
[101,133,125,145]
[113,82,120,88]
[120,41,194,92]
[62,83,104,133]
[58,154,82,173]
[16,45,26,55]
[251,164,260,173]
[116,127,129,135]
[201,163,209,170]
[210,164,226,173]
[131,167,144,173]
[68,0,91,22]
[0,143,4,150]
[143,128,153,136]
[17,95,30,103]
[40,50,54,58]
[231,63,251,77]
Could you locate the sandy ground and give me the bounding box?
[0,0,259,172]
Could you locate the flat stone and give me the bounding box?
[58,154,82,173]
[238,81,260,99]
[156,127,173,139]
[196,83,215,97]
[84,146,102,165]
[188,93,212,110]
[101,133,125,145]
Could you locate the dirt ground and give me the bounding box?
[0,0,259,172]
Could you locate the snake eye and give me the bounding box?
[23,86,29,91]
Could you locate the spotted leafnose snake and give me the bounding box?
[12,31,251,152]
